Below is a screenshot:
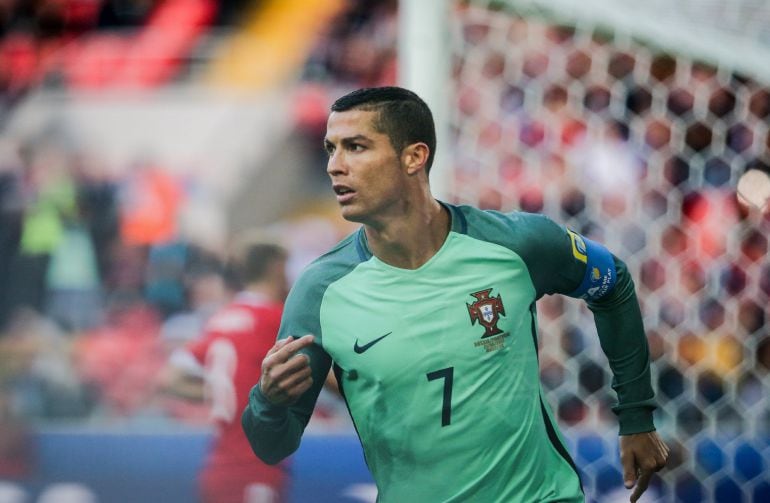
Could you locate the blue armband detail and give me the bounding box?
[568,235,617,301]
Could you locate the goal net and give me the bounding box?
[434,0,770,500]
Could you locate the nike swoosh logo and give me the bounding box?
[353,332,392,354]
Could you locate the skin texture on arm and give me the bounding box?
[157,363,205,401]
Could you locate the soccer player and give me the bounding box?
[242,87,669,502]
[160,240,290,503]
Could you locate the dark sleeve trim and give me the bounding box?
[442,201,468,234]
[354,228,370,261]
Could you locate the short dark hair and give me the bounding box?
[331,86,437,175]
[228,242,287,288]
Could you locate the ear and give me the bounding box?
[402,142,430,176]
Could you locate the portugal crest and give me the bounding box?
[467,288,506,338]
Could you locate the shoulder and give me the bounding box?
[460,205,554,227]
[280,231,367,342]
[288,230,367,304]
[453,204,566,252]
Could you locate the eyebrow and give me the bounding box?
[324,134,372,148]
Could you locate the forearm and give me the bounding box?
[242,340,330,465]
[165,378,205,401]
[157,364,205,401]
[242,384,310,465]
[589,257,656,435]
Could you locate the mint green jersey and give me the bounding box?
[243,204,657,502]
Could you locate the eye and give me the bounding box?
[349,143,365,152]
[324,142,335,156]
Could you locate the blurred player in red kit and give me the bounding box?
[160,240,291,503]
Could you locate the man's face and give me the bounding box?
[324,110,405,224]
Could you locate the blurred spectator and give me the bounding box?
[71,152,120,285]
[119,160,183,248]
[145,241,228,320]
[159,255,229,349]
[97,0,155,28]
[303,0,396,88]
[158,239,291,503]
[43,153,108,332]
[0,387,34,480]
[44,215,102,332]
[74,299,164,418]
[143,241,191,318]
[0,308,94,420]
[0,139,24,330]
[6,142,77,318]
[293,0,397,137]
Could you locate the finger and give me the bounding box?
[621,451,637,489]
[630,469,653,502]
[269,335,316,364]
[267,375,314,406]
[266,336,294,357]
[652,437,669,469]
[281,334,315,355]
[274,353,312,378]
[262,354,311,392]
[659,440,671,461]
[285,375,314,398]
[276,364,313,392]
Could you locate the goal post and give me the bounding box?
[398,0,452,200]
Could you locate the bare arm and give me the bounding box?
[157,349,205,401]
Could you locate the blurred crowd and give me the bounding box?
[0,0,265,111]
[290,0,397,139]
[0,136,357,484]
[0,0,395,484]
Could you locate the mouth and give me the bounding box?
[333,184,356,203]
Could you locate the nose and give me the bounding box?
[327,150,346,176]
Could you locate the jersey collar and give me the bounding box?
[354,201,467,262]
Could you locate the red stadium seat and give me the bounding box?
[62,0,216,90]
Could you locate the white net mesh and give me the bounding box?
[446,1,770,501]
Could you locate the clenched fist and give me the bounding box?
[259,335,316,406]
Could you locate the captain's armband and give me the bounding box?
[566,230,617,302]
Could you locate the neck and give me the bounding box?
[364,197,450,269]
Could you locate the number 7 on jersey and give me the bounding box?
[426,367,454,426]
